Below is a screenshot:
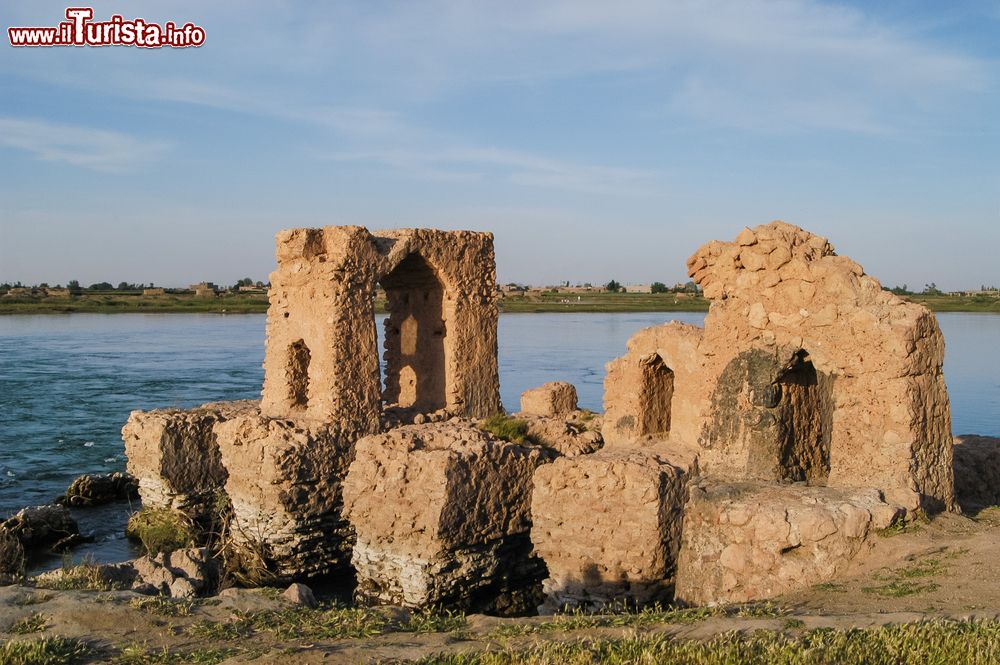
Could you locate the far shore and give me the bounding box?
[0,291,997,315]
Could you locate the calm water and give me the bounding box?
[1,312,997,564]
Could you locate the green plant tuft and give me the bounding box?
[129,596,196,617]
[10,612,48,635]
[0,636,92,664]
[417,619,1000,665]
[406,608,468,634]
[125,509,194,556]
[35,556,115,591]
[478,414,530,444]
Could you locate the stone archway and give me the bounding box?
[702,348,834,484]
[380,253,447,413]
[775,351,833,484]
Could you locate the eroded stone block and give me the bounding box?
[123,401,255,517]
[214,412,357,580]
[521,411,603,458]
[530,446,689,612]
[342,423,549,614]
[520,382,578,418]
[675,480,901,606]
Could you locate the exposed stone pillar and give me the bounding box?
[214,413,357,580]
[530,446,691,612]
[260,226,383,435]
[343,423,548,614]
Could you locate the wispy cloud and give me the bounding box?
[0,117,169,172]
[322,145,661,195]
[4,0,992,137]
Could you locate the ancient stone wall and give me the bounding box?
[675,480,901,605]
[602,221,954,513]
[125,225,500,580]
[213,412,357,580]
[121,221,961,611]
[260,226,500,426]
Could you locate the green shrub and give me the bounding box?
[125,509,194,555]
[478,414,530,444]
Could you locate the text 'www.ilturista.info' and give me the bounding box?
[8,8,205,48]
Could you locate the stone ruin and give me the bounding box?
[535,221,952,609]
[124,220,962,613]
[125,227,507,590]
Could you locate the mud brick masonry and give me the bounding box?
[124,221,975,612]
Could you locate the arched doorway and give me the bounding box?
[380,253,447,413]
[703,348,833,483]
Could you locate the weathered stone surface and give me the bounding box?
[343,423,549,614]
[603,322,701,446]
[953,435,1000,512]
[1,505,79,550]
[675,480,900,606]
[131,547,217,597]
[260,227,501,425]
[214,412,356,581]
[283,582,318,608]
[530,445,690,612]
[521,411,603,458]
[605,222,954,514]
[122,401,256,517]
[124,227,504,584]
[520,382,578,418]
[58,472,139,507]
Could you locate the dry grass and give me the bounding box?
[35,556,116,592]
[8,612,48,635]
[419,619,1000,664]
[0,528,26,584]
[0,636,92,664]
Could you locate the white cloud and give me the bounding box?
[3,0,991,136]
[322,145,662,195]
[0,117,169,172]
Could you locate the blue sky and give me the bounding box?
[1,0,998,289]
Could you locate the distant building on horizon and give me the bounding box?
[624,283,652,293]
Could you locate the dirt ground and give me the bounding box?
[2,507,999,664]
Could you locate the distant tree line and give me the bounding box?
[884,283,948,296]
[0,279,268,295]
[605,280,701,294]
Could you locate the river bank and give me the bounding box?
[3,506,1000,664]
[1,291,998,314]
